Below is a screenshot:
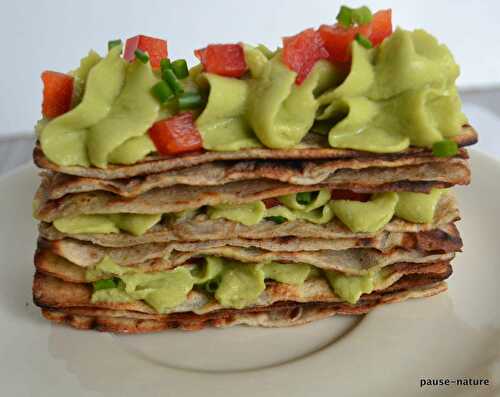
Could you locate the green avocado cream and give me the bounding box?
[215,264,267,309]
[87,58,159,168]
[88,256,314,312]
[395,189,444,223]
[207,201,266,226]
[331,192,399,233]
[88,255,393,310]
[262,262,311,285]
[53,189,445,237]
[329,189,444,232]
[53,213,162,236]
[317,29,466,152]
[40,45,159,168]
[207,189,335,226]
[196,73,261,151]
[324,269,389,304]
[40,46,126,166]
[40,29,465,167]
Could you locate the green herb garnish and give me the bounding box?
[151,81,175,104]
[336,6,353,27]
[351,6,373,25]
[432,140,459,157]
[160,58,172,72]
[355,33,373,49]
[296,192,314,205]
[162,68,184,95]
[336,5,373,27]
[171,59,189,79]
[134,49,149,64]
[93,278,117,291]
[107,39,122,51]
[267,216,287,224]
[178,92,204,110]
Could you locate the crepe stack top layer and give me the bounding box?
[32,6,477,333]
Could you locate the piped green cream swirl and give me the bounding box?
[197,29,465,152]
[317,28,467,152]
[39,29,466,167]
[40,46,159,168]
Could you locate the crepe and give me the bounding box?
[38,191,460,246]
[34,268,451,316]
[39,155,471,199]
[40,281,447,333]
[33,125,477,179]
[37,234,456,274]
[34,173,468,224]
[34,272,449,332]
[34,252,452,309]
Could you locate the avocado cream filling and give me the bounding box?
[53,213,163,236]
[39,45,162,168]
[39,29,465,167]
[88,256,392,312]
[51,189,446,235]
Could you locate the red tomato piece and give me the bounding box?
[148,112,203,156]
[331,189,371,202]
[369,9,392,47]
[318,23,371,63]
[282,28,329,84]
[194,44,247,78]
[263,198,282,209]
[319,9,392,63]
[124,35,168,69]
[41,71,74,118]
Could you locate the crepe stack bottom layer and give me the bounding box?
[32,131,475,333]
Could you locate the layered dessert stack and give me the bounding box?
[32,7,477,333]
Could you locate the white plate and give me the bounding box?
[1,151,499,397]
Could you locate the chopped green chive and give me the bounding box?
[171,59,189,79]
[151,81,175,104]
[178,92,204,110]
[336,6,353,27]
[160,58,172,73]
[93,278,117,291]
[296,192,314,205]
[134,49,149,64]
[267,216,287,224]
[108,39,122,51]
[162,68,184,95]
[257,44,275,59]
[432,140,459,157]
[351,6,373,25]
[355,33,373,49]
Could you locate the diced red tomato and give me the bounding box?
[263,198,282,209]
[124,35,168,69]
[318,23,371,63]
[369,9,392,47]
[282,28,329,84]
[41,71,74,118]
[194,44,247,78]
[148,112,203,155]
[319,8,392,63]
[331,189,371,202]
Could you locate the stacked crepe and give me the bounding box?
[32,15,477,333]
[32,128,476,332]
